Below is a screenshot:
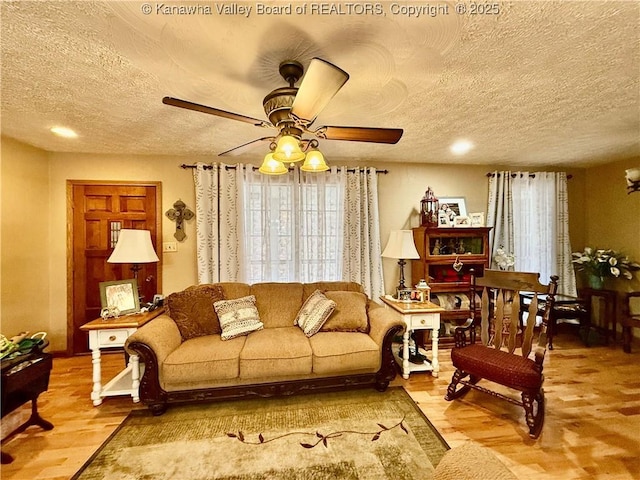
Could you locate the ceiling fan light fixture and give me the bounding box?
[258,153,288,175]
[300,149,329,172]
[272,135,305,162]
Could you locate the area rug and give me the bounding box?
[72,387,448,480]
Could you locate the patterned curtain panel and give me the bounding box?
[340,167,385,299]
[192,163,245,283]
[487,171,515,267]
[554,172,577,296]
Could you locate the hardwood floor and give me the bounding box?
[1,331,639,479]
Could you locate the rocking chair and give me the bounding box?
[445,269,558,439]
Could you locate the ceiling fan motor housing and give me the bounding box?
[263,87,297,129]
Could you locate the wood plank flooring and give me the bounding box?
[1,332,639,479]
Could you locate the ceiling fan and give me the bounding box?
[162,58,404,159]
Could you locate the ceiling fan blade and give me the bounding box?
[290,58,349,126]
[163,97,271,127]
[315,126,403,144]
[218,137,276,156]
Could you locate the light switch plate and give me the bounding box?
[163,242,177,252]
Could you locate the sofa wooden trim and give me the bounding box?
[128,324,404,415]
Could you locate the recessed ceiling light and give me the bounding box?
[450,140,474,155]
[50,126,78,138]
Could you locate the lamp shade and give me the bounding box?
[381,230,420,260]
[107,229,159,264]
[272,135,305,163]
[300,149,329,172]
[258,153,288,175]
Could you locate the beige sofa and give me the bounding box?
[126,281,405,415]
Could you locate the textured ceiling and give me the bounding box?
[1,1,639,167]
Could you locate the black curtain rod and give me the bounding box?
[486,172,573,179]
[180,164,388,174]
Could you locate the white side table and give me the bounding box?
[380,296,444,379]
[80,309,164,406]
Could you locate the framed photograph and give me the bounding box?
[99,279,140,315]
[439,197,467,219]
[438,211,451,227]
[469,212,485,227]
[453,215,471,227]
[397,289,425,303]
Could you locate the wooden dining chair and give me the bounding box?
[445,269,558,439]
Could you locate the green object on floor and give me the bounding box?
[72,388,449,480]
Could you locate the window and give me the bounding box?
[243,172,344,284]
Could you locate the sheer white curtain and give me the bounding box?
[193,164,383,296]
[486,171,576,295]
[242,166,344,283]
[340,167,385,299]
[192,163,245,283]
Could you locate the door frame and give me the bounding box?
[66,180,163,356]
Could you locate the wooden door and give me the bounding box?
[68,182,162,355]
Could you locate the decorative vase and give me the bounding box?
[588,275,604,290]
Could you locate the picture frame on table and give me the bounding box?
[469,212,485,227]
[453,215,471,227]
[99,279,140,315]
[438,211,451,227]
[397,289,425,303]
[439,197,467,217]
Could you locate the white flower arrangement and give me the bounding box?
[571,247,640,280]
[493,246,515,271]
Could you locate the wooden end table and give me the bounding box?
[380,296,444,379]
[80,308,164,406]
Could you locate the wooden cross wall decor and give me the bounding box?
[165,200,194,241]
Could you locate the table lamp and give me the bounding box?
[382,230,420,292]
[107,229,159,300]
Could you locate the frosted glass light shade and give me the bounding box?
[107,229,159,264]
[258,153,288,175]
[381,230,420,260]
[272,135,305,162]
[300,149,329,172]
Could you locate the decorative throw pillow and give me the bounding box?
[166,284,225,341]
[214,295,264,340]
[295,290,337,337]
[320,291,369,333]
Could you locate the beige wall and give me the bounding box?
[1,138,51,342]
[1,136,622,352]
[583,157,640,293]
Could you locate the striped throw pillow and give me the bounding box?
[295,290,336,337]
[214,295,264,341]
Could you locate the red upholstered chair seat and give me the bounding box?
[451,344,543,391]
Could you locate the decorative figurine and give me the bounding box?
[432,239,441,255]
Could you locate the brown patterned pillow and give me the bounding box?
[166,284,225,340]
[320,291,369,333]
[295,290,336,337]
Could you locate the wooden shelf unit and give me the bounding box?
[411,226,491,346]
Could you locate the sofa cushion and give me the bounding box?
[320,291,369,333]
[451,344,543,390]
[251,283,304,328]
[214,295,264,340]
[166,284,225,340]
[162,335,246,388]
[218,282,251,300]
[240,327,312,379]
[310,332,380,374]
[295,290,336,337]
[302,281,363,301]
